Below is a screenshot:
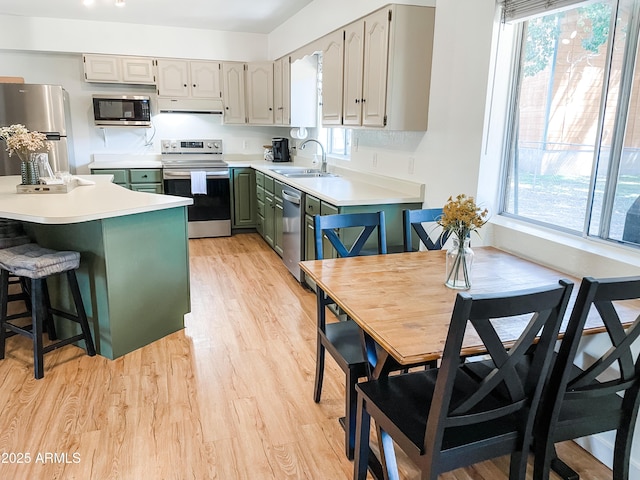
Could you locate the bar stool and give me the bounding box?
[0,219,32,325]
[0,243,96,379]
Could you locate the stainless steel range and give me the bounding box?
[161,138,231,238]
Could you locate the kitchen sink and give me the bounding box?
[271,168,338,178]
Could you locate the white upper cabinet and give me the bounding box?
[273,56,291,125]
[320,30,344,126]
[221,62,247,124]
[342,21,366,126]
[156,59,189,97]
[360,8,390,127]
[157,59,221,98]
[189,61,222,99]
[246,62,274,125]
[322,5,435,131]
[83,54,155,85]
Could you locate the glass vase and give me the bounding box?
[445,237,474,290]
[17,152,39,185]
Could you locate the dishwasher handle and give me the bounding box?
[282,190,302,205]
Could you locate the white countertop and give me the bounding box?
[87,153,425,207]
[89,153,163,170]
[244,161,424,206]
[0,175,192,225]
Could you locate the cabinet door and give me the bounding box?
[274,60,283,124]
[274,57,291,125]
[246,62,274,125]
[190,61,222,99]
[232,168,257,228]
[256,184,265,236]
[221,63,247,124]
[264,191,275,248]
[156,59,190,97]
[362,8,390,127]
[121,57,156,85]
[83,54,121,83]
[321,201,340,259]
[130,184,163,193]
[342,21,365,126]
[321,31,344,126]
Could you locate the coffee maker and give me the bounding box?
[271,138,290,162]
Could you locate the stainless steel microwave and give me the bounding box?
[92,94,151,127]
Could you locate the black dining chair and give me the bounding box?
[533,276,640,480]
[402,208,449,252]
[353,280,573,480]
[312,211,386,460]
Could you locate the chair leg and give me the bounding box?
[31,278,45,380]
[345,366,358,460]
[353,394,371,480]
[313,338,325,403]
[66,270,96,356]
[0,270,8,359]
[41,279,57,341]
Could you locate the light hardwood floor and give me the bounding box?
[0,233,614,479]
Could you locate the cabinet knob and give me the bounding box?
[269,107,273,111]
[361,98,366,103]
[183,84,187,87]
[225,106,229,110]
[193,84,196,87]
[355,99,360,104]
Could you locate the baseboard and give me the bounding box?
[574,433,640,478]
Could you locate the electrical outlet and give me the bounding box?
[408,157,415,174]
[372,153,378,168]
[242,140,249,150]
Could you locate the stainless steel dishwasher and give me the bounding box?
[281,186,304,281]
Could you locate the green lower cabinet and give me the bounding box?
[131,183,163,193]
[230,167,257,229]
[91,168,163,193]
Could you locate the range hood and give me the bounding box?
[156,97,224,114]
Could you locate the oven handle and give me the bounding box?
[163,170,230,180]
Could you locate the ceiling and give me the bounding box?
[0,0,314,34]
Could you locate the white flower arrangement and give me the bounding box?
[0,124,49,161]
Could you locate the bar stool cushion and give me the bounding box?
[0,243,80,279]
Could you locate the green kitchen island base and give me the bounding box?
[26,207,190,360]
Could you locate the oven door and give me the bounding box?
[163,169,231,237]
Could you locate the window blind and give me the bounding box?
[501,0,599,22]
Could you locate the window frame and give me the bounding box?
[499,0,640,248]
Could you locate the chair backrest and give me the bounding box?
[539,276,640,430]
[314,211,387,260]
[403,208,449,252]
[424,280,573,463]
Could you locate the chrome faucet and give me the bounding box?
[300,139,327,173]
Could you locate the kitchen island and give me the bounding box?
[0,175,193,359]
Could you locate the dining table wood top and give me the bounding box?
[299,247,633,366]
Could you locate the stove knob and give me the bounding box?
[213,142,220,149]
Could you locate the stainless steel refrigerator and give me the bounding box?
[0,83,71,176]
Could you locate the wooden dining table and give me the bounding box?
[299,247,630,478]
